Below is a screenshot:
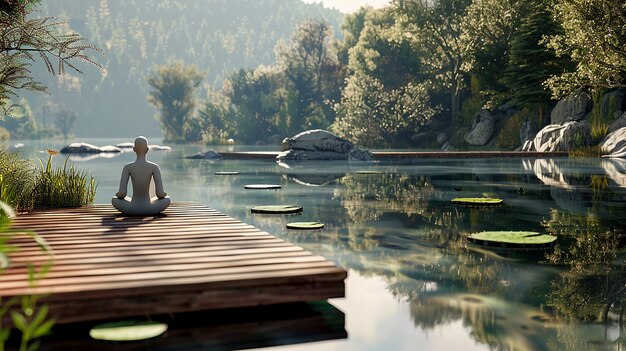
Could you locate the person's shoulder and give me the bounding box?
[147,161,160,168]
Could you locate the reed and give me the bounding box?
[32,154,96,209]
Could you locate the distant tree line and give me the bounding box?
[147,0,625,147]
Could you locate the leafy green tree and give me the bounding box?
[54,108,77,140]
[347,8,423,89]
[545,0,626,97]
[461,0,527,108]
[0,0,100,113]
[393,0,472,124]
[332,73,437,147]
[225,66,293,143]
[146,61,204,142]
[0,98,38,139]
[197,88,240,144]
[276,19,342,129]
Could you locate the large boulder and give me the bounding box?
[609,112,626,133]
[185,150,222,159]
[519,117,538,145]
[277,129,372,161]
[60,142,121,154]
[600,127,626,157]
[465,110,496,146]
[527,121,592,152]
[550,92,591,124]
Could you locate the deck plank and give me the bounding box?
[2,202,346,324]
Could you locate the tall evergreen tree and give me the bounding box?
[504,0,570,107]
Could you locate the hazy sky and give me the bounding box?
[302,0,391,13]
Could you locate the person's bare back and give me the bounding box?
[112,136,171,215]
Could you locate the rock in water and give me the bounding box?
[277,129,373,161]
[465,110,496,146]
[185,150,222,159]
[601,127,626,157]
[281,129,353,153]
[531,121,591,152]
[550,92,591,124]
[99,145,122,153]
[60,142,120,154]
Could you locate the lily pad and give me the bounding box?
[89,321,167,342]
[468,231,557,249]
[251,205,303,214]
[451,197,503,206]
[214,171,240,175]
[287,221,325,230]
[244,184,282,190]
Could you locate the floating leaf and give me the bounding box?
[244,184,282,190]
[89,321,167,342]
[452,197,503,206]
[251,205,303,214]
[287,222,325,230]
[468,231,557,249]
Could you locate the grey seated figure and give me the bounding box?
[112,136,171,215]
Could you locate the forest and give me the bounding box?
[146,0,625,151]
[2,0,625,151]
[1,0,343,137]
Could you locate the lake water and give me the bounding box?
[10,138,626,350]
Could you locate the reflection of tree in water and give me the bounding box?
[545,209,625,321]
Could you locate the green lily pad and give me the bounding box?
[89,321,167,342]
[451,197,503,205]
[287,221,325,230]
[244,184,282,190]
[215,171,240,175]
[251,205,303,214]
[468,231,557,249]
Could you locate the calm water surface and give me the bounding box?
[13,139,626,350]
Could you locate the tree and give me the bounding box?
[545,0,626,97]
[276,19,342,129]
[347,8,423,89]
[504,0,571,108]
[0,0,100,113]
[393,0,472,124]
[461,0,527,107]
[332,73,437,147]
[224,66,293,143]
[55,108,77,139]
[0,97,38,138]
[146,61,204,142]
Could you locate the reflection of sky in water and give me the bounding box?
[9,138,626,350]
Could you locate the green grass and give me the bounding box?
[0,151,35,211]
[32,155,96,209]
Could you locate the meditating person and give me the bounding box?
[112,136,171,215]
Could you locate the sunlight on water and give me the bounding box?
[9,138,626,350]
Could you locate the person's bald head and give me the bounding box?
[134,136,149,155]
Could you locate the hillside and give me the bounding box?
[23,0,343,138]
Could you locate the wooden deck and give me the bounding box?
[1,202,346,324]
